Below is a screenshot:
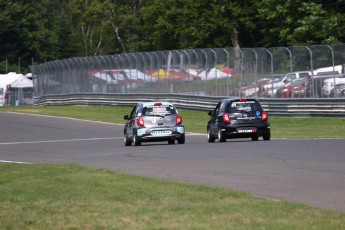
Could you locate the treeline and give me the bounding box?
[0,0,344,73]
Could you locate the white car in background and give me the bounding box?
[261,71,311,97]
[322,76,345,97]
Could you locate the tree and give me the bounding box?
[68,0,145,55]
[292,2,345,45]
[0,1,66,73]
[256,0,345,47]
[104,0,145,53]
[141,0,230,50]
[1,0,345,71]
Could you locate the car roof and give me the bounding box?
[220,97,261,105]
[141,102,174,107]
[222,97,259,102]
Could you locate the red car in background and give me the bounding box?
[276,77,310,98]
[235,76,281,97]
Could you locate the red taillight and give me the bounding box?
[261,111,268,121]
[222,113,230,123]
[137,117,145,127]
[176,115,182,125]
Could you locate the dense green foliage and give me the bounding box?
[1,0,345,73]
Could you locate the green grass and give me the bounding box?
[1,105,345,229]
[1,163,344,229]
[268,117,345,139]
[0,105,130,124]
[1,105,345,139]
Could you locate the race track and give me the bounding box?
[1,112,344,211]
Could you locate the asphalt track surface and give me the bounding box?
[1,112,344,212]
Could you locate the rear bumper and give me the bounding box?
[222,124,270,138]
[136,126,185,141]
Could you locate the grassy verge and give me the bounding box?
[1,105,345,139]
[1,163,344,229]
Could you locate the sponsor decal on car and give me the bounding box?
[256,110,262,118]
[137,129,146,136]
[152,107,167,113]
[177,127,185,134]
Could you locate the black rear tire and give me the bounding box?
[251,135,259,141]
[177,135,185,144]
[133,132,141,146]
[124,136,132,146]
[207,128,215,143]
[218,127,226,142]
[262,131,271,141]
[168,139,175,144]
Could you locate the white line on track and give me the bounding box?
[0,160,33,164]
[0,137,122,145]
[4,112,124,125]
[0,133,202,146]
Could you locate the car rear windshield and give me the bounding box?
[226,100,261,113]
[142,105,177,116]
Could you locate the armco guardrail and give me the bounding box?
[33,93,345,117]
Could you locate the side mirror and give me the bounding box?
[124,115,129,120]
[208,111,213,116]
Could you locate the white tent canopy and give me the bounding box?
[0,72,33,106]
[0,72,33,89]
[90,69,156,83]
[11,75,33,88]
[199,68,231,80]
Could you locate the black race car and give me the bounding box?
[207,98,270,142]
[124,102,185,146]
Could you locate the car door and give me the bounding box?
[126,104,141,138]
[208,101,222,136]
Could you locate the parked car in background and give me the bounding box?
[261,71,311,97]
[234,83,259,98]
[124,102,185,146]
[235,75,283,97]
[207,97,270,142]
[321,75,345,97]
[276,77,310,98]
[329,84,345,97]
